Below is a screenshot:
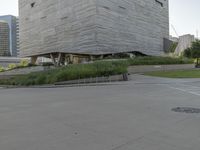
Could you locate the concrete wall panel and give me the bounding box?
[19,0,169,57]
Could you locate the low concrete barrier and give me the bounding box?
[0,66,54,79]
[55,74,129,85]
[128,64,195,74]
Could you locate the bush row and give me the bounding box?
[0,61,128,86]
[0,56,193,86]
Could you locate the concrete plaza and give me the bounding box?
[0,75,200,150]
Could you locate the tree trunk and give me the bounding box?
[196,58,199,68]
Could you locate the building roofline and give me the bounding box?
[0,15,18,18]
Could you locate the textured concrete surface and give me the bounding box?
[0,66,54,77]
[1,75,200,150]
[175,34,195,55]
[19,0,169,57]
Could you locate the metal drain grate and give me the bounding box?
[172,107,200,114]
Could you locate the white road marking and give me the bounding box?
[169,85,200,96]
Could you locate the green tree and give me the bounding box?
[184,40,200,67]
[184,48,192,58]
[191,40,200,66]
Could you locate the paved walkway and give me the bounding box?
[128,64,194,74]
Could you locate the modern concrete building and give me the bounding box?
[16,18,20,56]
[19,0,169,64]
[175,34,195,55]
[0,21,10,56]
[0,15,19,57]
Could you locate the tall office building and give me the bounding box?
[19,0,169,62]
[16,18,20,56]
[0,21,10,56]
[0,15,19,57]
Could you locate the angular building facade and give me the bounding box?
[0,21,10,56]
[19,0,169,62]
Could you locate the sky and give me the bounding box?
[0,0,18,16]
[0,0,199,37]
[169,0,200,37]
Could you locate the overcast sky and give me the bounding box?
[0,0,199,37]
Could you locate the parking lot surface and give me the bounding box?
[0,75,200,150]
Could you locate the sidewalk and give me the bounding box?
[128,64,194,74]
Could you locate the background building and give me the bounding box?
[0,57,21,67]
[0,21,10,56]
[175,34,195,55]
[19,0,169,63]
[0,15,19,57]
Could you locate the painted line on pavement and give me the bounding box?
[169,86,200,96]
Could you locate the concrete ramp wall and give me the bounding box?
[175,34,195,55]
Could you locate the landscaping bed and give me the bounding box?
[0,56,194,86]
[0,61,128,86]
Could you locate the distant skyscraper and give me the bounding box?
[16,18,19,56]
[0,21,10,56]
[0,15,19,57]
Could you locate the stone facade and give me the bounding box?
[19,0,169,57]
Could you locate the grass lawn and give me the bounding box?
[145,69,200,78]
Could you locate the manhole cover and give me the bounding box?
[172,107,200,114]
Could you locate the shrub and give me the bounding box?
[0,61,128,86]
[35,75,47,85]
[19,59,29,67]
[184,48,192,58]
[0,66,5,72]
[8,64,17,70]
[184,40,200,67]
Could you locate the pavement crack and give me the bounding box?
[110,131,158,150]
[110,136,145,150]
